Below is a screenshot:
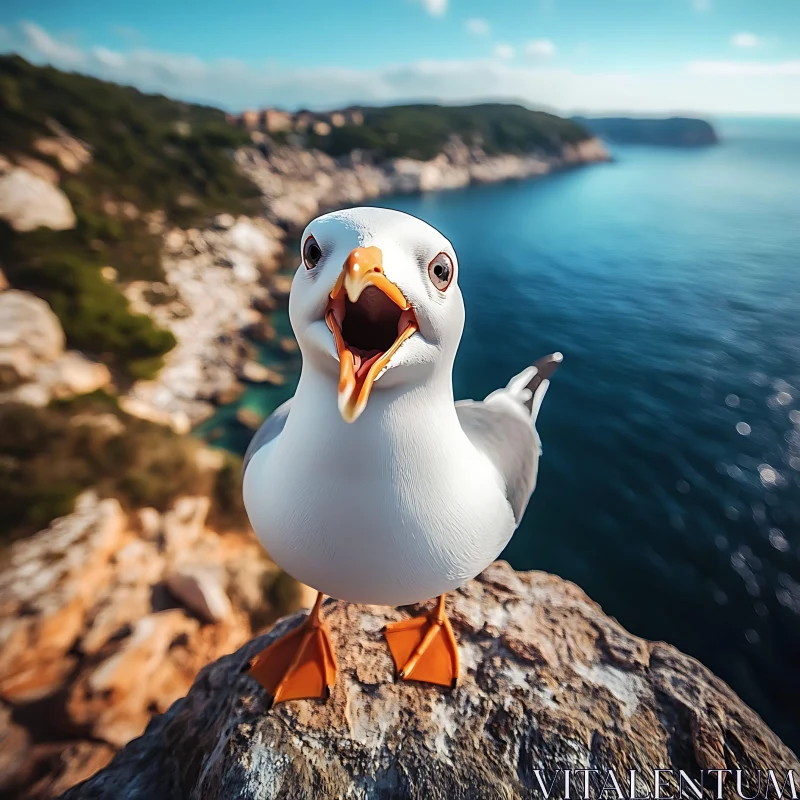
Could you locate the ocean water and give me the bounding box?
[205,118,800,750]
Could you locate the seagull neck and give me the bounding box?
[291,365,460,438]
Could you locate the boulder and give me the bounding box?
[0,291,65,386]
[0,291,110,403]
[33,133,92,174]
[165,565,233,623]
[63,562,799,800]
[38,351,112,399]
[0,492,297,797]
[0,167,76,231]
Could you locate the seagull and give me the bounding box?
[243,207,561,706]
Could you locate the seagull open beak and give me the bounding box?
[325,246,418,423]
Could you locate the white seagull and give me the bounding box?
[243,207,561,705]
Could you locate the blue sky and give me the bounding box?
[1,0,798,114]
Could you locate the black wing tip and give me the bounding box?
[532,352,563,382]
[523,352,563,412]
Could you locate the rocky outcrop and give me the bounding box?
[121,217,285,431]
[0,492,310,799]
[0,291,111,406]
[64,562,797,799]
[0,161,76,232]
[237,135,610,234]
[118,135,608,432]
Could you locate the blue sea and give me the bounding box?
[203,118,800,751]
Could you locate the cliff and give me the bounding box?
[63,562,798,800]
[0,492,314,799]
[573,116,719,147]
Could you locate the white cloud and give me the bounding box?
[5,22,800,115]
[689,59,800,76]
[419,0,447,17]
[731,32,760,49]
[525,39,556,59]
[20,22,84,67]
[465,18,490,36]
[692,0,711,12]
[493,44,515,60]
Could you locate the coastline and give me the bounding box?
[122,136,611,435]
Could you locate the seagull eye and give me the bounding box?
[427,252,454,292]
[303,235,322,270]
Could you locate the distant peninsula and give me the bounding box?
[572,116,719,147]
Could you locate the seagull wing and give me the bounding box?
[455,353,562,525]
[243,398,293,475]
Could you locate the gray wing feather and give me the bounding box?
[456,353,562,525]
[242,398,292,476]
[456,401,540,525]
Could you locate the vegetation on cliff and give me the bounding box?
[0,392,248,543]
[312,103,592,161]
[0,55,261,378]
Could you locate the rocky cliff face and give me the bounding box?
[119,134,609,432]
[237,135,610,234]
[0,493,313,799]
[63,562,798,800]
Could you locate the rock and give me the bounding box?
[0,493,126,702]
[15,155,60,185]
[161,496,211,555]
[0,167,76,231]
[100,266,118,282]
[236,407,264,431]
[0,269,8,292]
[65,562,799,800]
[245,316,276,342]
[279,336,298,353]
[26,741,115,799]
[0,291,65,386]
[238,360,284,385]
[33,132,92,173]
[38,351,112,399]
[135,508,161,540]
[117,396,192,435]
[0,703,33,794]
[215,380,245,405]
[0,292,109,404]
[213,213,235,230]
[0,493,278,798]
[166,565,233,623]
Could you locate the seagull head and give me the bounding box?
[288,207,465,423]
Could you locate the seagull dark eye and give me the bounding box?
[303,235,322,270]
[427,252,454,292]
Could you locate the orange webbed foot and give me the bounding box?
[384,594,459,688]
[246,592,336,707]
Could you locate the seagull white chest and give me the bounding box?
[243,382,516,606]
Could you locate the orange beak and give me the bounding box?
[325,246,418,423]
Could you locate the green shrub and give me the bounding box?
[0,396,249,543]
[1,228,175,379]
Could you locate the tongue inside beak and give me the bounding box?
[325,248,417,423]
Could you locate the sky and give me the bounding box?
[1,0,799,116]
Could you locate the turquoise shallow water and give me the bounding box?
[205,119,800,750]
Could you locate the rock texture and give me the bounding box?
[0,290,111,405]
[64,562,797,800]
[0,493,310,799]
[0,164,76,232]
[122,217,284,431]
[237,135,610,235]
